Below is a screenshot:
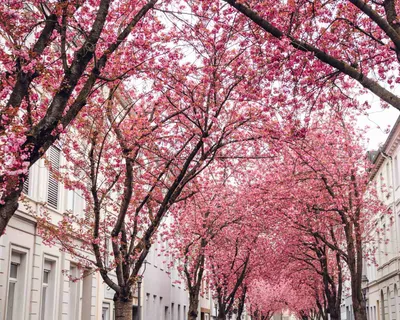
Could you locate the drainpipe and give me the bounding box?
[380,152,399,270]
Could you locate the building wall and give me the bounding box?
[141,231,190,320]
[360,117,400,320]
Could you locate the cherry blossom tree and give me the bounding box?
[36,13,272,318]
[223,0,400,111]
[284,230,344,320]
[247,276,318,320]
[1,0,369,240]
[0,0,162,236]
[250,113,386,320]
[168,179,247,320]
[208,231,255,320]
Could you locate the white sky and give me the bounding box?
[357,93,400,151]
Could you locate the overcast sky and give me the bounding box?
[357,92,399,151]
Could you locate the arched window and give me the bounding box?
[382,290,386,320]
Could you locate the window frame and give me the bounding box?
[395,156,400,189]
[6,247,29,320]
[69,264,81,320]
[102,302,110,320]
[40,257,58,320]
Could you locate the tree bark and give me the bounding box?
[350,271,367,320]
[114,294,133,320]
[188,290,201,320]
[237,285,247,320]
[329,308,341,320]
[217,309,227,320]
[345,193,366,320]
[0,176,24,235]
[316,245,342,320]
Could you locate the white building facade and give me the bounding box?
[354,116,400,320]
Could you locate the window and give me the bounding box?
[66,190,75,212]
[41,260,56,320]
[383,223,387,255]
[41,270,49,318]
[159,297,163,320]
[178,305,181,320]
[81,270,93,319]
[145,293,150,319]
[171,303,174,320]
[7,263,18,320]
[102,303,110,320]
[165,239,170,271]
[386,162,392,188]
[153,239,158,267]
[395,156,400,188]
[67,189,85,216]
[69,265,80,320]
[6,251,27,320]
[184,306,186,320]
[386,163,392,197]
[47,146,60,209]
[164,306,169,320]
[153,295,157,319]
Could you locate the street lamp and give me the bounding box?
[361,275,369,301]
[362,275,369,319]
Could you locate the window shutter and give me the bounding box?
[22,169,30,195]
[47,146,60,209]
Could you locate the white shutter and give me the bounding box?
[47,146,60,209]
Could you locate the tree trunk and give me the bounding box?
[344,207,366,320]
[237,286,247,320]
[352,294,367,320]
[326,284,341,320]
[114,295,133,320]
[347,236,366,320]
[0,177,24,236]
[188,291,200,320]
[328,306,341,320]
[217,309,227,320]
